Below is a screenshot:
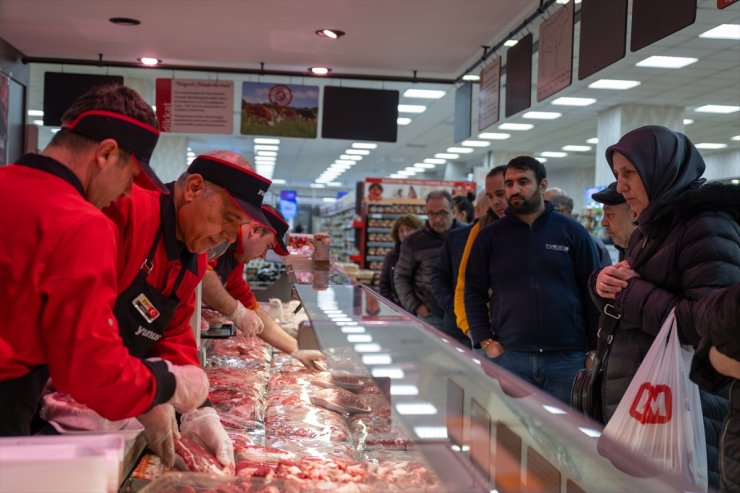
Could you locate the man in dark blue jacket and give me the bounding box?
[465,156,600,404]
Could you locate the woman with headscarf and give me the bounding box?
[591,125,740,490]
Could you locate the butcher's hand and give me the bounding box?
[168,363,209,413]
[229,301,264,337]
[180,407,235,475]
[595,261,639,299]
[138,404,179,468]
[291,349,325,370]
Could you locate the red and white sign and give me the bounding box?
[156,79,233,134]
[629,382,672,424]
[364,177,476,203]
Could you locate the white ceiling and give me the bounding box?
[1,0,739,195]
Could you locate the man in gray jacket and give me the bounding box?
[394,190,459,333]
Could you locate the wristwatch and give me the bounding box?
[480,338,494,350]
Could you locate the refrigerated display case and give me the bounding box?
[136,262,700,493]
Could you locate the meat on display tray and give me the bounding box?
[137,332,446,492]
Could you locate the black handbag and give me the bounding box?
[571,303,621,422]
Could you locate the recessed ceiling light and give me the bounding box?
[462,140,491,147]
[345,149,370,155]
[398,170,416,176]
[254,138,280,144]
[586,137,599,144]
[538,157,548,163]
[695,143,728,149]
[27,109,44,117]
[254,145,279,151]
[414,163,436,169]
[404,166,420,172]
[255,157,276,164]
[540,151,568,158]
[447,147,474,153]
[504,39,518,47]
[315,29,346,39]
[683,119,694,125]
[352,143,377,149]
[588,79,641,90]
[695,105,740,114]
[732,179,740,184]
[50,128,61,134]
[389,174,405,179]
[397,117,412,125]
[138,57,161,66]
[477,132,511,140]
[334,160,356,165]
[398,104,427,114]
[272,179,286,184]
[403,89,446,99]
[109,17,141,26]
[424,158,446,164]
[435,153,459,159]
[732,135,740,141]
[340,154,361,160]
[396,402,438,415]
[499,123,534,131]
[562,145,591,152]
[309,66,331,75]
[32,119,44,126]
[551,97,597,106]
[326,182,342,187]
[523,111,562,120]
[462,74,480,82]
[636,55,698,69]
[256,151,277,157]
[699,24,740,40]
[310,183,326,188]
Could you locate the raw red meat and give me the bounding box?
[309,388,371,414]
[174,436,233,477]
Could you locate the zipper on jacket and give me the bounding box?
[529,222,543,352]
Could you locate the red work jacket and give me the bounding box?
[105,185,204,366]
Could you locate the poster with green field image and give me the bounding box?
[241,82,319,138]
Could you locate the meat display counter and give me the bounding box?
[284,263,698,493]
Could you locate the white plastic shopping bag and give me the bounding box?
[601,308,708,490]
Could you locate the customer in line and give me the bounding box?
[378,214,423,305]
[592,125,739,489]
[394,190,460,333]
[465,157,600,404]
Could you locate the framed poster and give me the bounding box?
[242,82,319,138]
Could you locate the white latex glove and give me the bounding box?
[290,349,325,370]
[168,364,209,413]
[229,301,264,337]
[180,407,235,474]
[137,404,179,467]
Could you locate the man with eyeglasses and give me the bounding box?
[394,190,460,335]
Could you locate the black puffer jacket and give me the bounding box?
[590,126,740,489]
[378,244,401,305]
[691,285,740,493]
[393,220,459,316]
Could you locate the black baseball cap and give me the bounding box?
[261,204,289,256]
[187,155,271,227]
[591,182,625,205]
[63,109,166,193]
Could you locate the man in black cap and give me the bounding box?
[201,204,324,369]
[0,84,210,436]
[591,182,636,261]
[104,150,273,472]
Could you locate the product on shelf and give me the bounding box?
[174,436,233,477]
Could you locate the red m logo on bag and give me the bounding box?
[629,383,672,424]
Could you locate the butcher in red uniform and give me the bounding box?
[202,204,324,369]
[104,150,272,471]
[0,84,209,436]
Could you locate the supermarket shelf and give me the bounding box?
[367,227,392,233]
[366,255,386,261]
[367,242,394,247]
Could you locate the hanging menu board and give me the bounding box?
[578,0,628,80]
[505,34,533,118]
[631,0,697,52]
[454,82,472,143]
[156,79,233,134]
[478,57,501,131]
[536,1,574,101]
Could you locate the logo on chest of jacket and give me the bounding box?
[134,325,163,342]
[545,243,569,252]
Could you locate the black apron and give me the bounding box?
[113,228,188,358]
[0,155,84,435]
